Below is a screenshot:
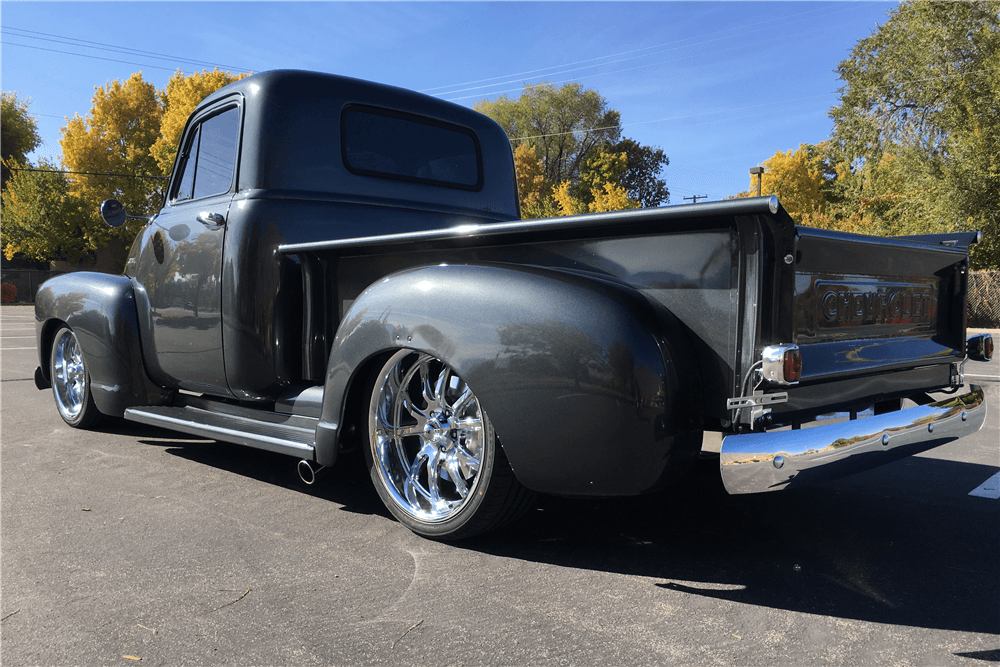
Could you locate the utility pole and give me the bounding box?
[749,166,764,197]
[683,194,709,204]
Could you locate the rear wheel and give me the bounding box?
[50,326,103,429]
[365,350,533,540]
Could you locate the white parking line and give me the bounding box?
[1,336,36,339]
[970,472,1000,499]
[1,347,37,351]
[966,374,1000,379]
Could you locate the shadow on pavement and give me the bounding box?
[471,457,1000,636]
[118,419,388,519]
[108,417,999,636]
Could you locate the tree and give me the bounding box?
[515,143,638,218]
[609,138,669,208]
[513,144,558,219]
[476,82,621,186]
[735,143,832,222]
[3,70,244,271]
[151,68,250,175]
[2,158,93,264]
[829,1,1000,268]
[476,81,668,213]
[59,73,165,271]
[736,142,956,239]
[574,150,639,213]
[1,91,41,190]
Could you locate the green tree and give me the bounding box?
[829,1,1000,268]
[476,82,668,212]
[1,91,41,191]
[609,138,669,208]
[2,158,92,264]
[476,82,620,186]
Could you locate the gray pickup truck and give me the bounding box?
[34,70,992,539]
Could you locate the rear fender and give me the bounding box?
[35,272,171,417]
[317,263,702,495]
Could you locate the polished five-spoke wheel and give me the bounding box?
[366,350,532,539]
[51,326,102,428]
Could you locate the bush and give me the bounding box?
[0,283,17,304]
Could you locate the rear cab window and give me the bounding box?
[342,105,482,190]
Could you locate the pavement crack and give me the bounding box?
[392,619,424,649]
[205,588,251,614]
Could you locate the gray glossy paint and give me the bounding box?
[315,263,703,495]
[209,70,520,218]
[130,194,232,396]
[34,272,171,417]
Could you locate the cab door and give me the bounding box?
[132,100,242,396]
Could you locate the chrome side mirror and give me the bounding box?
[100,199,127,228]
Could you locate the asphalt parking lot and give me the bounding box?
[2,304,998,666]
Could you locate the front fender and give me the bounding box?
[35,272,171,417]
[317,263,702,495]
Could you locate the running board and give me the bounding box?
[124,404,317,459]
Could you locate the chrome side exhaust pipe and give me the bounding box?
[297,459,327,485]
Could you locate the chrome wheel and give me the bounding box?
[369,350,487,524]
[53,328,87,420]
[50,327,101,428]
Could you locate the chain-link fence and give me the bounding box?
[969,270,1000,329]
[1,269,65,304]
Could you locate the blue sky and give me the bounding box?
[2,1,897,204]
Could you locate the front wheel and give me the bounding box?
[50,326,103,429]
[365,350,533,540]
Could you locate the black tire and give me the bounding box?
[50,326,103,429]
[365,350,534,540]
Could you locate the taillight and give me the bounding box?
[762,345,802,386]
[968,334,994,361]
[783,347,802,383]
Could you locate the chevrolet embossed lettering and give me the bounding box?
[814,279,937,327]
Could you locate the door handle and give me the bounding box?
[196,211,226,227]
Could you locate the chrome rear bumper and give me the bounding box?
[720,386,987,494]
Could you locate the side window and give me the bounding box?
[171,106,240,203]
[173,126,200,202]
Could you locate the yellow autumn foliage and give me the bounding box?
[151,68,250,175]
[59,73,163,265]
[588,181,638,213]
[513,144,558,219]
[516,146,639,218]
[747,144,828,220]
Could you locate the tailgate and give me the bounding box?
[791,227,969,384]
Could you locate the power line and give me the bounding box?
[3,42,180,72]
[421,3,855,97]
[2,26,253,73]
[498,62,1000,145]
[441,13,876,104]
